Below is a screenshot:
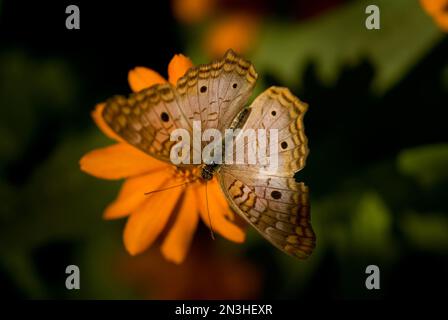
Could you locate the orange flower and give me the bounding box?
[80,54,245,264]
[420,0,448,32]
[203,12,260,58]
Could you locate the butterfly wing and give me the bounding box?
[217,86,315,259]
[102,49,257,164]
[102,83,194,164]
[176,49,258,147]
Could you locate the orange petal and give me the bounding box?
[433,11,448,32]
[103,168,174,220]
[91,103,123,142]
[195,181,245,243]
[123,181,185,255]
[160,187,199,264]
[420,0,445,16]
[207,178,236,220]
[167,54,194,85]
[128,66,167,93]
[80,143,169,180]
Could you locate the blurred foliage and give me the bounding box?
[0,0,446,299]
[252,0,443,93]
[398,144,448,187]
[399,212,448,253]
[0,51,78,171]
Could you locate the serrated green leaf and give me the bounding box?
[252,0,442,93]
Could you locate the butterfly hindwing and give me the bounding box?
[218,86,315,259]
[218,171,315,258]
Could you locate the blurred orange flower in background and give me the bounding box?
[80,54,245,264]
[116,231,262,299]
[172,0,216,25]
[203,12,260,58]
[171,0,260,58]
[420,0,448,31]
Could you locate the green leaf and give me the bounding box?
[79,234,137,299]
[399,212,448,252]
[0,129,120,250]
[0,251,47,298]
[397,144,448,187]
[252,0,442,93]
[0,50,78,165]
[350,192,393,256]
[0,129,127,297]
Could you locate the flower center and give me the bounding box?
[171,166,202,183]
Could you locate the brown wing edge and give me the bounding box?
[101,49,258,162]
[175,49,258,96]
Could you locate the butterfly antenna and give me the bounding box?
[205,181,216,240]
[144,182,189,195]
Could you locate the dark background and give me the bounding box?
[0,0,447,299]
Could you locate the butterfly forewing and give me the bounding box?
[102,49,258,164]
[218,86,315,259]
[102,83,193,164]
[176,49,258,150]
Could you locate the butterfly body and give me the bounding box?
[200,163,220,181]
[102,50,316,259]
